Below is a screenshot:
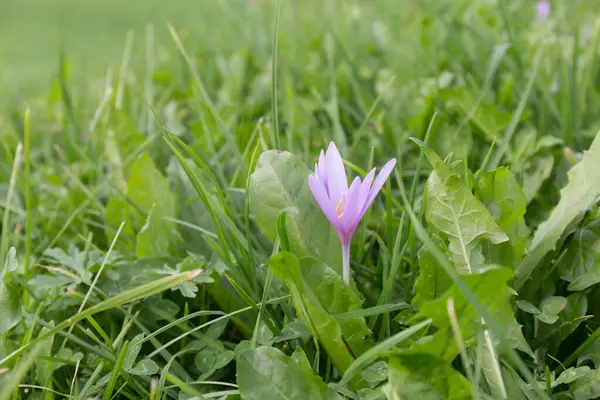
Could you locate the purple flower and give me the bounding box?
[308,142,396,283]
[536,1,550,19]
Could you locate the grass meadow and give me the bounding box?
[2,0,600,399]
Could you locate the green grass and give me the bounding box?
[2,0,600,398]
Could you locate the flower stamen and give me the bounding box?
[335,199,344,213]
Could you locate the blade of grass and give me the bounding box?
[0,269,202,368]
[168,24,247,178]
[1,143,22,262]
[0,344,43,400]
[101,341,129,400]
[489,46,544,169]
[336,319,433,388]
[398,147,549,399]
[116,30,135,110]
[23,109,32,311]
[271,0,282,149]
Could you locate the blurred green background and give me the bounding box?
[0,0,265,95]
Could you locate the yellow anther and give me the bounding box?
[337,212,344,220]
[336,199,344,213]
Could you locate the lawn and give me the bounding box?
[2,0,600,399]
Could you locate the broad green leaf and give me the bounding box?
[556,221,600,291]
[412,139,508,273]
[289,347,315,374]
[573,367,600,400]
[0,248,21,337]
[105,152,176,257]
[537,292,589,350]
[361,361,387,388]
[579,335,600,368]
[195,345,234,374]
[516,130,600,289]
[414,267,532,360]
[540,296,567,315]
[268,252,372,384]
[123,334,144,371]
[569,268,600,292]
[236,345,342,400]
[412,238,452,307]
[446,86,512,142]
[522,154,554,203]
[250,150,342,274]
[104,114,146,192]
[476,167,530,264]
[535,313,559,324]
[3,248,17,275]
[480,330,507,400]
[431,120,473,163]
[556,293,589,343]
[0,284,22,337]
[129,359,159,376]
[554,366,591,386]
[383,353,471,400]
[136,205,170,258]
[273,320,311,344]
[516,300,541,315]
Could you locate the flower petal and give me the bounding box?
[360,158,396,216]
[324,142,348,200]
[317,150,328,191]
[357,168,376,212]
[340,176,363,236]
[309,175,338,226]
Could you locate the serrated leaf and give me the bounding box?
[249,150,342,274]
[414,267,533,360]
[268,252,372,386]
[383,353,471,400]
[517,130,600,289]
[236,345,342,400]
[42,246,91,282]
[154,255,209,298]
[412,139,508,274]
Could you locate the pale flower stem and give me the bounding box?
[342,241,351,283]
